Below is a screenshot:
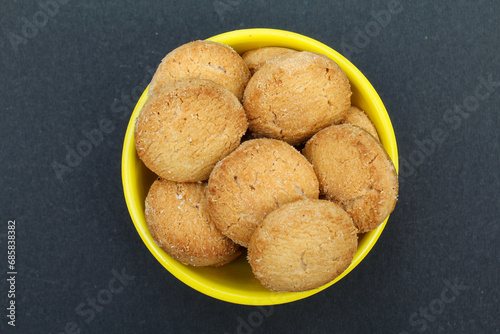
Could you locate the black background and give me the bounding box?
[1,1,499,333]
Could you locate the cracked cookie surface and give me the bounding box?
[148,40,251,101]
[342,106,380,141]
[303,124,398,232]
[248,199,358,292]
[241,46,297,74]
[243,51,351,145]
[207,138,319,247]
[135,78,247,182]
[145,178,242,266]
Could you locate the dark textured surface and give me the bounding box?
[0,1,499,333]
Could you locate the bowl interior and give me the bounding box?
[122,28,398,305]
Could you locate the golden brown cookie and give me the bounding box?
[303,124,398,232]
[148,40,251,100]
[241,47,297,74]
[207,138,319,247]
[342,106,380,141]
[243,51,351,145]
[145,178,242,266]
[248,199,358,292]
[135,78,247,182]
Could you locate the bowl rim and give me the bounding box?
[122,28,399,305]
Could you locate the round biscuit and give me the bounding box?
[149,40,251,100]
[243,51,351,145]
[207,138,319,247]
[302,124,398,232]
[145,178,242,267]
[135,78,248,182]
[248,199,358,292]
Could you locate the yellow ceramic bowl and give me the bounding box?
[122,28,398,305]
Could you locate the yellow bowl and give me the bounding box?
[122,28,398,305]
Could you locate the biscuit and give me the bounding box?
[135,78,247,182]
[145,178,242,266]
[248,199,358,292]
[241,47,297,74]
[149,40,251,100]
[243,51,351,145]
[342,106,380,141]
[303,124,398,233]
[207,138,319,247]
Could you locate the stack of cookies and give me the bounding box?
[135,40,398,292]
